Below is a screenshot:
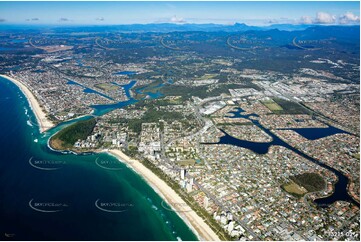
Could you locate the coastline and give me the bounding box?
[1,73,221,240]
[0,74,54,133]
[107,149,221,241]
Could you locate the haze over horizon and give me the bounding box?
[0,1,359,26]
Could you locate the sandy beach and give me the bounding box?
[0,74,220,240]
[108,149,221,241]
[0,74,54,133]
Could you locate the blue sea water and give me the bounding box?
[0,76,197,240]
[10,39,28,43]
[0,47,16,51]
[113,71,137,76]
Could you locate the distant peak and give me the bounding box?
[233,22,248,27]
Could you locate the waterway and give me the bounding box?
[206,107,359,207]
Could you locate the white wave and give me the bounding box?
[26,120,33,127]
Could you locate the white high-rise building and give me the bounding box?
[186,183,192,193]
[227,212,233,221]
[204,196,209,209]
[180,169,185,180]
[227,221,235,234]
[220,215,227,225]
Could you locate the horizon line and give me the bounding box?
[0,22,360,27]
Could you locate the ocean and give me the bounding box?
[0,76,197,241]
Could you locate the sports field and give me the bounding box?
[261,100,283,111]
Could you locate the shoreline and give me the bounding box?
[0,74,54,133]
[107,149,221,241]
[2,73,221,240]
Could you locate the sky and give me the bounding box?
[0,1,359,26]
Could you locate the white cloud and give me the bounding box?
[298,12,338,25]
[315,12,336,24]
[339,12,360,24]
[299,16,313,24]
[170,15,186,23]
